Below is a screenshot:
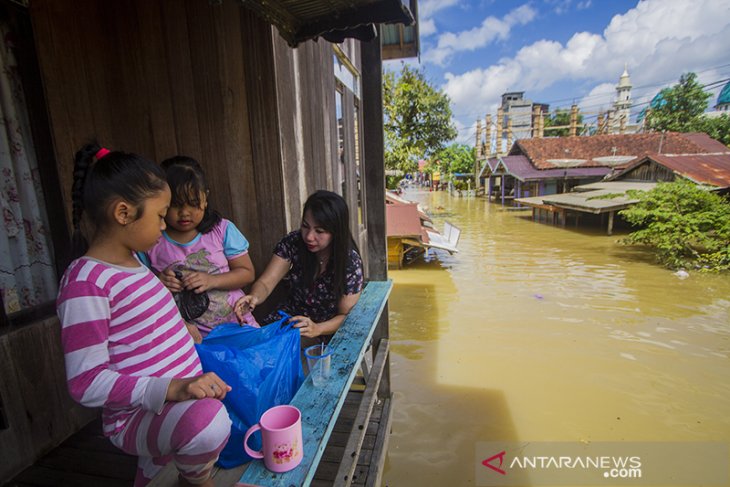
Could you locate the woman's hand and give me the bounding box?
[159,267,183,292]
[166,372,231,402]
[290,315,321,338]
[182,271,216,293]
[185,323,203,344]
[234,295,259,322]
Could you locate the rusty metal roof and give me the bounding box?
[512,132,728,170]
[616,153,730,188]
[239,0,414,46]
[386,201,422,237]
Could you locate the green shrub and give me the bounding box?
[385,175,401,190]
[619,180,730,271]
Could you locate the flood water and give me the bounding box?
[381,190,730,486]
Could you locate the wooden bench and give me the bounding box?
[149,279,393,487]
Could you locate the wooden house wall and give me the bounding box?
[272,37,339,230]
[29,0,291,273]
[618,161,676,182]
[0,319,98,481]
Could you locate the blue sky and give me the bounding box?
[385,0,730,144]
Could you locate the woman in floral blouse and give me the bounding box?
[234,190,363,345]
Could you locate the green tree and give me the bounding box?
[619,180,730,271]
[543,109,583,136]
[645,72,711,132]
[434,143,475,175]
[383,65,457,173]
[691,114,730,147]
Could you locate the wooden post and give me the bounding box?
[474,119,482,189]
[485,114,492,156]
[607,210,614,235]
[597,111,604,134]
[606,110,614,134]
[569,104,578,137]
[360,29,390,397]
[361,34,387,281]
[506,117,513,152]
[496,107,504,156]
[488,176,493,200]
[501,176,505,206]
[475,118,482,159]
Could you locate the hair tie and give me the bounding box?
[94,148,111,160]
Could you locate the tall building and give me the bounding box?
[500,91,549,142]
[614,65,632,124]
[608,65,632,134]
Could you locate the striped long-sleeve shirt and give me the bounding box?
[57,257,202,436]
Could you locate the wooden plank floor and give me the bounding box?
[311,390,387,487]
[6,390,390,487]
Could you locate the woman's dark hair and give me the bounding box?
[300,190,359,296]
[160,156,221,233]
[70,142,167,259]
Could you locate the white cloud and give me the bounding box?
[423,4,537,66]
[546,0,592,14]
[419,18,437,37]
[420,0,459,18]
[417,0,460,38]
[443,0,730,140]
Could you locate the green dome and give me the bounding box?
[718,81,730,107]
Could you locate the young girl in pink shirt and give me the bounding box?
[57,143,232,487]
[140,156,258,343]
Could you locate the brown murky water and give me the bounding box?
[381,190,730,486]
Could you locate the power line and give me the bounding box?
[448,63,730,119]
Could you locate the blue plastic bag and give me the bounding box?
[195,312,305,468]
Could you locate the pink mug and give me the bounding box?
[244,405,303,472]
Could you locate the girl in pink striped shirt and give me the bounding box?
[57,143,232,487]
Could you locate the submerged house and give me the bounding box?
[385,191,459,268]
[0,0,416,483]
[608,152,730,193]
[480,132,728,205]
[513,136,730,234]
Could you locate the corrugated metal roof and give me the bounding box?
[481,155,611,181]
[620,153,730,188]
[240,0,414,46]
[573,181,661,192]
[386,201,422,237]
[512,132,728,170]
[516,182,657,214]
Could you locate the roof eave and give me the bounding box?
[239,0,415,47]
